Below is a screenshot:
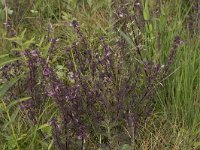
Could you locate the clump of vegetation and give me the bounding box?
[0,0,199,149]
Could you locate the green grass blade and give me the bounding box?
[118,30,134,47]
[0,76,21,98]
[0,58,19,68]
[7,97,31,110]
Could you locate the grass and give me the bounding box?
[0,0,199,149]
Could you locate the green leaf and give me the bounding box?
[3,108,20,130]
[149,23,153,33]
[87,0,92,7]
[0,8,5,20]
[38,123,50,130]
[5,29,26,46]
[118,30,134,47]
[10,107,20,123]
[38,123,52,136]
[48,139,54,150]
[0,57,19,68]
[2,120,9,131]
[20,29,27,39]
[22,37,35,49]
[0,54,9,59]
[7,8,13,15]
[7,97,31,110]
[17,134,27,141]
[37,35,45,47]
[0,102,5,112]
[122,144,131,150]
[6,135,17,149]
[143,1,150,21]
[0,53,20,68]
[0,76,21,98]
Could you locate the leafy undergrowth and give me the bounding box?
[0,0,199,149]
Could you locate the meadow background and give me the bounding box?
[0,0,199,149]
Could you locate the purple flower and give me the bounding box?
[43,67,51,76]
[47,91,55,97]
[30,50,39,57]
[77,127,84,140]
